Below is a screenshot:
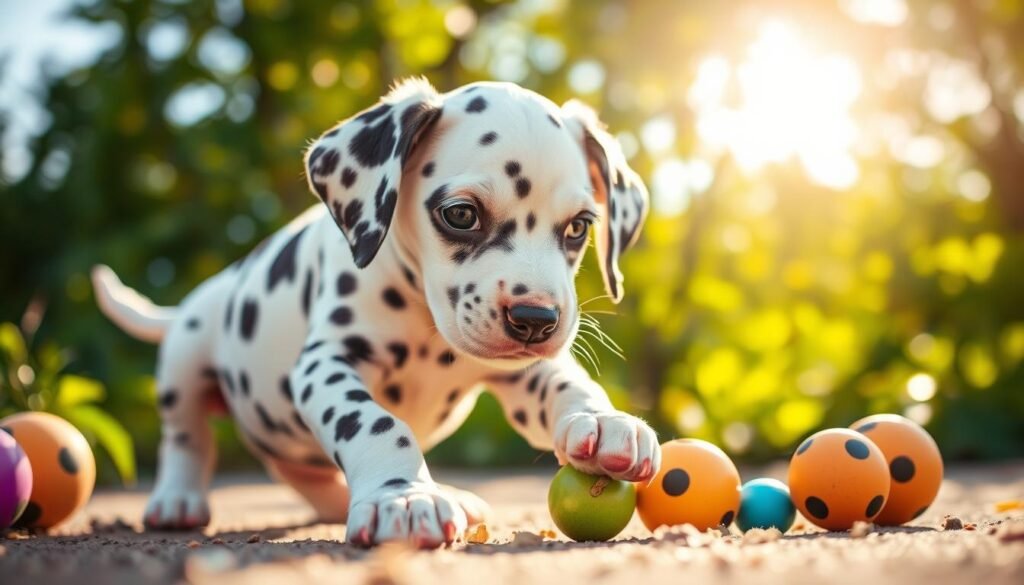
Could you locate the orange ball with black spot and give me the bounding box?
[788,428,890,531]
[850,414,943,525]
[0,412,95,529]
[636,439,741,532]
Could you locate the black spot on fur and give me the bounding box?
[539,409,547,429]
[300,384,313,404]
[480,131,498,146]
[313,148,340,176]
[512,283,529,295]
[547,113,563,128]
[173,432,189,447]
[322,407,336,425]
[527,374,541,393]
[382,478,408,488]
[346,389,372,402]
[255,402,277,433]
[515,177,531,198]
[349,112,397,168]
[341,167,357,188]
[239,299,259,341]
[333,451,345,470]
[396,436,411,448]
[489,308,498,320]
[371,416,395,435]
[342,335,373,363]
[343,199,363,231]
[335,411,363,442]
[373,176,397,226]
[303,360,320,377]
[466,96,487,113]
[303,340,324,353]
[158,390,178,410]
[526,212,536,232]
[447,389,460,403]
[382,287,406,309]
[513,409,527,426]
[326,372,347,385]
[280,376,293,401]
[239,371,251,397]
[293,411,310,433]
[401,264,417,289]
[224,297,234,331]
[472,219,517,259]
[387,342,409,369]
[463,301,472,311]
[356,102,393,124]
[301,270,313,317]
[336,272,357,296]
[267,227,307,293]
[447,287,460,308]
[330,306,353,326]
[186,318,200,330]
[220,370,235,395]
[438,350,456,366]
[422,161,435,177]
[384,384,402,404]
[505,161,521,176]
[58,447,78,474]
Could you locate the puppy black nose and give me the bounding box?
[504,304,560,344]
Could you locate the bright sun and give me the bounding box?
[690,20,863,190]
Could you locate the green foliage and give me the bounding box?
[0,321,136,484]
[1,0,1023,480]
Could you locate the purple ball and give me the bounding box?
[0,427,33,529]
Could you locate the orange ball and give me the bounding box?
[850,414,943,525]
[0,412,96,528]
[636,439,740,532]
[789,428,890,531]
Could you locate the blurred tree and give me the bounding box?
[1,0,1022,480]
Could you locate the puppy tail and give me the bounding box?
[91,264,176,344]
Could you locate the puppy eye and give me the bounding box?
[440,203,480,231]
[564,218,590,242]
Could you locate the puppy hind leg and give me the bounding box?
[145,325,219,530]
[266,459,350,523]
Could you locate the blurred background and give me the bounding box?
[1,0,1023,485]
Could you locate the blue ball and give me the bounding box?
[737,478,796,533]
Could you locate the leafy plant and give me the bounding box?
[0,318,136,485]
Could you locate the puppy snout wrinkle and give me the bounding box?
[504,304,560,344]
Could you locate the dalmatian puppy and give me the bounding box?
[91,78,656,548]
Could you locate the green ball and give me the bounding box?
[547,465,636,541]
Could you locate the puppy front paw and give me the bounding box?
[554,411,661,482]
[144,486,210,530]
[346,479,468,548]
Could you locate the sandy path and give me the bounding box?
[2,463,1022,585]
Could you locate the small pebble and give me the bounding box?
[942,516,964,531]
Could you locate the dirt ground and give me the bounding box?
[2,462,1022,585]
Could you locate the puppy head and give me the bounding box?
[305,79,648,369]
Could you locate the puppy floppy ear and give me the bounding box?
[304,78,443,268]
[561,100,650,303]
